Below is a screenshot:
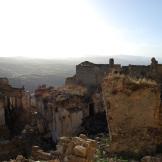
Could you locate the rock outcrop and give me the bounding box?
[102,74,162,156]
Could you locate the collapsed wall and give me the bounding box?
[0,78,31,136]
[0,78,31,160]
[33,85,90,142]
[102,74,162,157]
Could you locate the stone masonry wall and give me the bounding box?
[102,74,162,157]
[0,98,5,127]
[76,65,101,87]
[34,86,89,142]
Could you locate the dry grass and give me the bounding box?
[102,73,158,94]
[129,77,157,86]
[104,73,157,86]
[57,85,87,96]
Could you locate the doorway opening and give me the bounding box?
[89,102,95,116]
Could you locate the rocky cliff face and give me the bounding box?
[102,74,162,157]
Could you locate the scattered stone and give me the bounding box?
[57,134,96,162]
[73,145,87,157]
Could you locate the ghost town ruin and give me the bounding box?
[0,78,30,135]
[1,57,162,161]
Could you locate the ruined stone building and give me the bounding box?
[32,85,90,142]
[65,58,121,89]
[122,57,162,80]
[32,78,111,142]
[122,57,162,100]
[29,57,162,151]
[65,57,162,157]
[0,78,31,160]
[102,74,162,157]
[66,57,162,87]
[0,78,30,136]
[66,57,162,101]
[2,56,162,160]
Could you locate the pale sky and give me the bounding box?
[0,0,161,58]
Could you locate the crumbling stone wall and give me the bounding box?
[76,62,102,87]
[122,65,150,79]
[0,78,31,135]
[34,85,89,142]
[66,59,121,89]
[66,58,162,91]
[0,98,5,127]
[22,91,31,110]
[102,74,162,156]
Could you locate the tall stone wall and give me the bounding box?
[0,98,5,127]
[36,99,85,142]
[157,65,162,74]
[23,93,31,110]
[34,86,89,142]
[66,59,121,89]
[76,65,101,87]
[0,78,31,135]
[102,74,162,157]
[122,65,150,79]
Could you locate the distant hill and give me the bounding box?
[0,55,161,91]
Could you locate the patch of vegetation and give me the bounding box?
[94,134,130,162]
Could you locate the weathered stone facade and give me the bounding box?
[0,97,5,127]
[102,74,162,156]
[65,59,121,89]
[0,78,30,135]
[2,57,162,161]
[0,78,31,160]
[33,85,90,142]
[66,57,162,91]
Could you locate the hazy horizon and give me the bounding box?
[0,54,161,60]
[0,54,161,92]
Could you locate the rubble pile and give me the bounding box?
[56,134,96,162]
